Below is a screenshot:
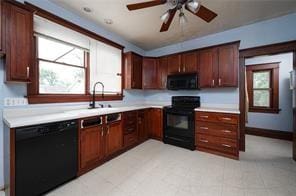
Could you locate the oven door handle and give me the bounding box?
[165,111,193,116]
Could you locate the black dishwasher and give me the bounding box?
[15,120,78,196]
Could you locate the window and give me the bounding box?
[27,15,123,103]
[90,41,122,94]
[246,63,280,113]
[38,36,87,94]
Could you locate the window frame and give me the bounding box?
[27,36,124,104]
[246,62,280,113]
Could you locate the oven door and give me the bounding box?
[164,109,194,138]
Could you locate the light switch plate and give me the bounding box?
[4,98,28,107]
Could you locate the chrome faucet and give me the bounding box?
[89,81,104,109]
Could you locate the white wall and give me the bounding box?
[245,53,293,132]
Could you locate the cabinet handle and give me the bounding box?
[212,79,215,86]
[219,78,221,86]
[200,127,208,130]
[26,67,30,78]
[200,115,209,118]
[221,117,232,121]
[222,130,231,133]
[222,144,231,148]
[178,65,181,73]
[183,65,186,72]
[107,126,109,135]
[101,129,104,136]
[80,120,84,129]
[200,139,209,143]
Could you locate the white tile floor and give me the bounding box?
[2,135,296,196]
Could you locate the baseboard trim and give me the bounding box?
[245,127,293,141]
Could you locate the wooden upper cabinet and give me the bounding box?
[124,52,142,89]
[4,1,33,82]
[157,56,168,89]
[199,48,218,88]
[142,57,158,89]
[80,125,104,170]
[167,54,182,74]
[105,121,122,156]
[218,44,239,87]
[181,51,198,73]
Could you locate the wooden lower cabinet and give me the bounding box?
[79,114,123,173]
[195,111,239,159]
[105,121,123,156]
[138,110,149,142]
[123,111,138,147]
[149,108,163,140]
[80,125,104,170]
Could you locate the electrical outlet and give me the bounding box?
[4,98,28,107]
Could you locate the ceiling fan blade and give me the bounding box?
[127,0,166,11]
[160,8,177,32]
[186,5,217,23]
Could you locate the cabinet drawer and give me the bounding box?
[124,132,138,147]
[196,134,238,154]
[123,124,137,134]
[196,112,239,125]
[196,122,238,139]
[123,111,137,126]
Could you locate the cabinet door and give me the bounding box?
[218,44,238,87]
[167,54,181,74]
[132,54,143,89]
[182,51,198,73]
[138,110,149,142]
[199,48,218,88]
[80,126,104,170]
[142,57,158,89]
[150,109,163,140]
[158,57,168,89]
[106,121,123,156]
[5,2,33,82]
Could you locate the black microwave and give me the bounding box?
[167,73,199,90]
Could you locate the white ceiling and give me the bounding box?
[49,0,296,50]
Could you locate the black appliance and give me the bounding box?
[163,96,200,150]
[167,73,198,90]
[15,120,78,196]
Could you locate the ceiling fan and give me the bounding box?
[126,0,217,32]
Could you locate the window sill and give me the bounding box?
[26,94,123,104]
[249,107,281,114]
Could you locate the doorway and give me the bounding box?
[238,41,296,161]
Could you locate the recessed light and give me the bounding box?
[83,7,92,13]
[104,19,113,25]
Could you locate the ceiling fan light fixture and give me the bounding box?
[179,11,188,25]
[186,0,201,13]
[161,10,170,24]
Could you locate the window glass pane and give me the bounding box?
[39,61,85,94]
[253,90,270,107]
[38,37,85,67]
[90,41,122,94]
[253,71,270,88]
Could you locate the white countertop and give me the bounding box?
[3,104,165,128]
[195,107,240,114]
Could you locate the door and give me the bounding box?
[182,51,198,73]
[5,1,33,82]
[158,56,168,89]
[150,109,163,140]
[167,54,182,74]
[218,44,238,87]
[105,121,123,156]
[132,54,142,88]
[199,48,218,88]
[80,125,104,170]
[143,57,158,89]
[0,1,3,53]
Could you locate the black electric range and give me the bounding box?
[163,96,200,150]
